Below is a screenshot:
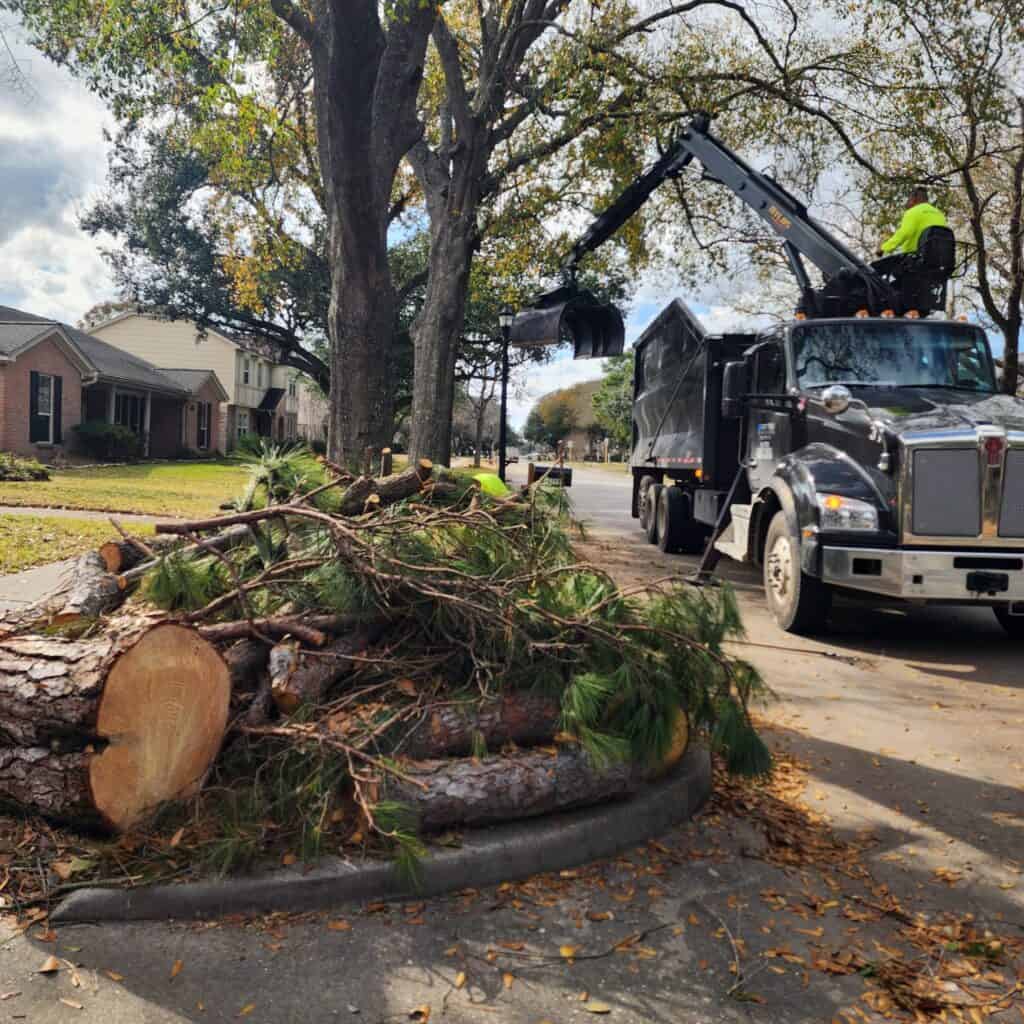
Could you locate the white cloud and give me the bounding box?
[0,21,116,323]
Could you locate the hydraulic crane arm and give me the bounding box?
[510,112,954,355]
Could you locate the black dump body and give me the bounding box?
[631,300,753,490]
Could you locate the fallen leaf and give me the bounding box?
[502,972,514,990]
[50,861,73,882]
[583,1000,612,1014]
[409,1006,431,1022]
[37,955,60,974]
[498,941,525,951]
[327,919,351,932]
[453,972,466,990]
[238,1004,256,1017]
[634,947,658,959]
[0,991,20,1000]
[59,998,83,1010]
[396,678,417,697]
[281,852,297,866]
[104,971,124,983]
[443,946,459,958]
[170,959,184,980]
[36,928,57,943]
[587,912,613,922]
[688,913,700,926]
[560,945,579,960]
[169,827,185,848]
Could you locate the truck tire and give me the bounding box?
[638,475,657,533]
[657,486,707,554]
[645,483,664,544]
[763,510,831,634]
[993,605,1024,640]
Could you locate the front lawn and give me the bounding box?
[0,515,155,575]
[0,460,249,518]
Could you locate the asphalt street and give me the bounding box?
[0,465,1020,1024]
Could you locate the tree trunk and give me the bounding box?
[399,693,562,759]
[1003,317,1021,396]
[473,402,485,468]
[0,617,230,829]
[51,552,125,626]
[385,747,641,831]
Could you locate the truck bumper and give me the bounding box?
[821,546,1024,601]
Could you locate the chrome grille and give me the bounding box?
[1000,450,1024,537]
[912,449,980,537]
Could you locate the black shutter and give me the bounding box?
[52,376,62,444]
[197,404,203,448]
[28,371,46,443]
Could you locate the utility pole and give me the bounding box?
[497,306,514,482]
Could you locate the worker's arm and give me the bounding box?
[880,208,915,254]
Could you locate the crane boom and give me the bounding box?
[511,113,954,356]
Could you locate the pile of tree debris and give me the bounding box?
[0,445,768,868]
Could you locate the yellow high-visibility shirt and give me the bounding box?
[473,472,511,497]
[880,202,947,254]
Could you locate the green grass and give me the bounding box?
[0,515,155,574]
[0,460,249,518]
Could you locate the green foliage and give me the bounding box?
[72,420,144,461]
[523,393,578,448]
[592,352,634,451]
[142,552,229,612]
[0,453,49,481]
[232,438,324,510]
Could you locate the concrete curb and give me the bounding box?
[52,746,711,923]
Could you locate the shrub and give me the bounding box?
[0,453,50,481]
[73,420,144,461]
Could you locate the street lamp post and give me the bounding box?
[497,306,515,482]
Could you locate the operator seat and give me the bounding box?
[896,225,956,314]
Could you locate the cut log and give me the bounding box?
[0,617,230,829]
[373,461,432,505]
[270,620,388,713]
[118,523,254,585]
[380,448,393,477]
[399,694,562,760]
[384,747,641,832]
[337,476,374,515]
[98,534,180,574]
[50,551,125,626]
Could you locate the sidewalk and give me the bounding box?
[0,505,169,525]
[0,557,76,612]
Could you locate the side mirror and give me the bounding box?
[820,384,852,416]
[721,361,748,419]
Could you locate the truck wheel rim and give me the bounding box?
[766,535,794,603]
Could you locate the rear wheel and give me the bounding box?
[993,605,1024,640]
[638,475,657,533]
[645,483,664,544]
[657,486,708,554]
[763,510,831,634]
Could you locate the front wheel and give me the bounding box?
[638,475,657,534]
[763,510,832,634]
[993,605,1024,640]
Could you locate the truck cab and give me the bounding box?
[633,307,1024,636]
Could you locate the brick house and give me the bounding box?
[0,305,227,459]
[88,312,300,450]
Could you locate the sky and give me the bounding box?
[0,22,116,323]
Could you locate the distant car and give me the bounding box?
[507,447,520,464]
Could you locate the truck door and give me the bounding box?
[745,340,792,493]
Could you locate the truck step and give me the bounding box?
[713,503,753,562]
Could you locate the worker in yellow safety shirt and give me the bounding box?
[876,186,947,257]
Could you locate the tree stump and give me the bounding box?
[0,616,230,830]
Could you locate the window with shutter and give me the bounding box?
[29,371,55,444]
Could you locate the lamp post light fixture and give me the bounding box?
[497,306,515,482]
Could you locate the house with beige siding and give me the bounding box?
[0,305,227,459]
[88,312,300,450]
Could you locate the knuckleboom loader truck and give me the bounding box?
[510,114,1024,636]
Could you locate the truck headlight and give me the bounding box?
[816,493,878,531]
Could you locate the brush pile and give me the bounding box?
[0,444,768,866]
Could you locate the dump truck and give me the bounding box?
[510,114,1024,637]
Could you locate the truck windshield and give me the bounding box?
[793,322,996,392]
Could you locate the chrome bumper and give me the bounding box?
[821,546,1024,601]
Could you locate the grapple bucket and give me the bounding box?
[509,286,624,359]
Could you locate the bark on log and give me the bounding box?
[118,524,254,585]
[198,617,327,647]
[0,617,230,829]
[385,748,641,832]
[373,460,433,505]
[336,476,374,515]
[270,620,388,713]
[399,694,562,760]
[224,639,270,693]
